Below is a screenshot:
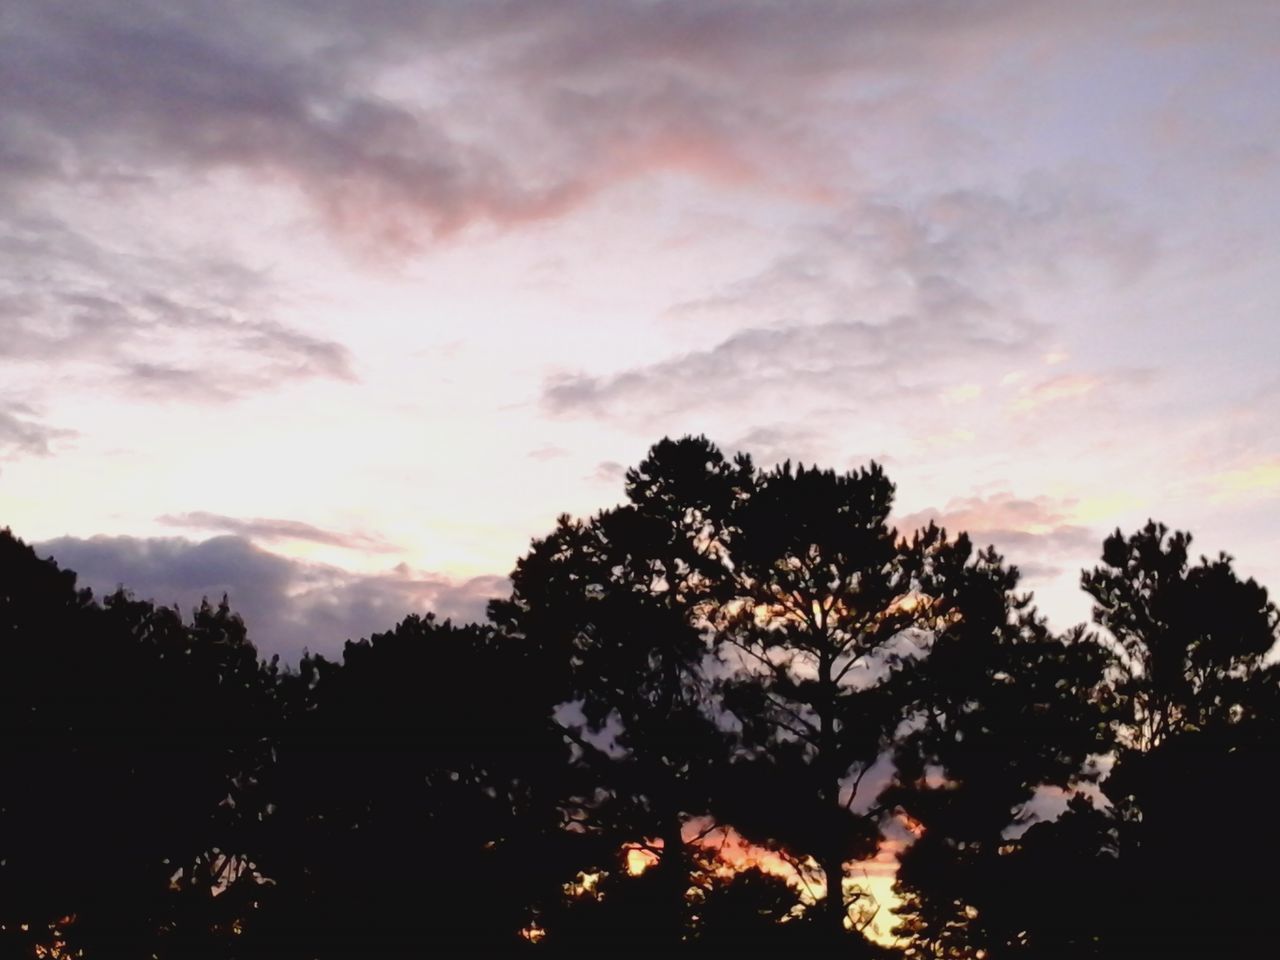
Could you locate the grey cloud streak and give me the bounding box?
[0,210,355,428]
[0,403,73,458]
[36,534,507,662]
[157,512,398,553]
[546,299,1036,419]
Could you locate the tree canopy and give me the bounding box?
[2,437,1276,958]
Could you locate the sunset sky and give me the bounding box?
[3,0,1278,660]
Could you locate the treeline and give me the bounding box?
[2,436,1277,959]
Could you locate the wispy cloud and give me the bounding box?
[545,312,1036,421]
[0,404,73,459]
[545,175,1152,445]
[0,211,355,417]
[157,512,398,552]
[1011,374,1102,413]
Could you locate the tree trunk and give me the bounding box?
[819,803,847,940]
[658,811,688,949]
[817,665,847,943]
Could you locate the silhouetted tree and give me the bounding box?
[501,440,1040,953]
[693,866,805,953]
[491,437,751,949]
[0,530,275,958]
[710,460,944,946]
[6,456,1280,960]
[885,543,1112,958]
[1081,522,1279,957]
[240,614,578,958]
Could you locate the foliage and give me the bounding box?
[1,443,1276,958]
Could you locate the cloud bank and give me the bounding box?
[37,534,506,662]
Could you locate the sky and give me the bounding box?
[3,0,1279,662]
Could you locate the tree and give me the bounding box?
[693,867,807,953]
[8,459,1280,959]
[710,459,947,947]
[243,614,578,958]
[886,543,1112,958]
[0,530,275,958]
[491,437,751,949]
[1081,522,1280,957]
[499,438,977,951]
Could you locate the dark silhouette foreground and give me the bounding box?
[2,437,1277,958]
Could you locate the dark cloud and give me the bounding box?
[0,1,1187,253]
[157,512,397,553]
[1,2,779,251]
[36,534,506,661]
[1,0,1266,263]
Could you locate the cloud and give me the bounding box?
[4,0,1277,645]
[527,444,570,462]
[592,460,627,484]
[0,0,1216,453]
[1,0,1220,257]
[36,534,506,661]
[0,210,355,419]
[895,492,1098,582]
[0,402,73,458]
[725,425,830,469]
[1011,374,1102,413]
[1208,456,1280,504]
[546,312,1034,420]
[157,512,397,552]
[666,185,1125,333]
[0,1,818,254]
[545,172,1154,434]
